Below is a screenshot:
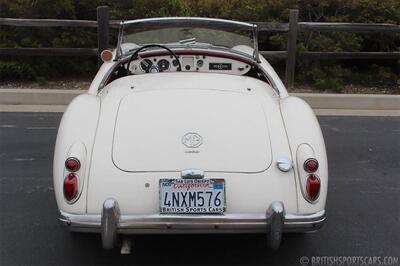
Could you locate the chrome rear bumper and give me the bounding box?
[59,203,325,235]
[59,199,325,249]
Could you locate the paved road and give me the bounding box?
[0,113,399,266]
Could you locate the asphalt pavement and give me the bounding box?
[0,112,399,266]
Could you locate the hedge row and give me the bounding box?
[0,0,399,92]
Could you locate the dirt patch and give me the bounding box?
[288,84,399,94]
[0,79,91,90]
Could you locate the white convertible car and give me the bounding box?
[54,17,328,250]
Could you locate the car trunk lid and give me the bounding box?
[112,88,272,173]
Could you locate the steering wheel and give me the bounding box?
[126,44,182,73]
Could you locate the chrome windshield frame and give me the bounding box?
[115,17,259,62]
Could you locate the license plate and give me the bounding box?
[159,179,226,214]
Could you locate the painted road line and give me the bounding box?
[0,105,66,112]
[14,158,36,161]
[313,109,400,116]
[0,124,16,128]
[25,126,57,130]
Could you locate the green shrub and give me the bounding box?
[0,0,398,93]
[0,61,36,80]
[304,63,348,92]
[345,64,399,87]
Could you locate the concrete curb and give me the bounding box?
[0,89,82,106]
[291,93,400,111]
[0,89,399,112]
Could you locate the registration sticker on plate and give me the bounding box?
[159,179,226,214]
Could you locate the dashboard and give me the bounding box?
[128,55,251,76]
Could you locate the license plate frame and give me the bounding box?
[159,179,226,214]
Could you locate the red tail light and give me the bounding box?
[304,158,319,173]
[306,174,320,201]
[63,173,78,202]
[65,157,80,172]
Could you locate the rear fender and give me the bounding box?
[280,96,328,213]
[53,94,100,213]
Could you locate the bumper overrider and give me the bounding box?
[59,199,326,249]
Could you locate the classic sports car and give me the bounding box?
[54,17,328,250]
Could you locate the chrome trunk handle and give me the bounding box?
[181,169,204,179]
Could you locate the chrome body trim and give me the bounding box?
[276,157,293,172]
[266,201,284,249]
[59,208,325,234]
[116,17,259,61]
[252,24,260,63]
[122,17,254,30]
[101,199,119,249]
[115,21,124,59]
[181,169,205,179]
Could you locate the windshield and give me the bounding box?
[117,18,259,60]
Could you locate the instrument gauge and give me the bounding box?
[197,60,204,67]
[172,59,180,67]
[149,66,159,73]
[157,59,170,72]
[140,59,153,72]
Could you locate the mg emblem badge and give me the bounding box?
[182,132,203,148]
